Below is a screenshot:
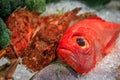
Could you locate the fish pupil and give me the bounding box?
[76,38,85,46]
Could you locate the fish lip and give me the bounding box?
[58,47,74,57]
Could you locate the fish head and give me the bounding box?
[57,21,97,74]
[57,17,120,74]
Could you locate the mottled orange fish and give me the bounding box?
[57,17,120,74]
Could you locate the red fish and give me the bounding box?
[57,17,120,74]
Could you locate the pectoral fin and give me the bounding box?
[101,32,119,57]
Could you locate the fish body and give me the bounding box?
[57,17,120,74]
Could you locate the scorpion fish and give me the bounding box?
[57,17,120,74]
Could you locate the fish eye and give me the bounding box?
[76,38,85,46]
[76,37,89,49]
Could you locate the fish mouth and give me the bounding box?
[58,47,82,69]
[58,47,95,73]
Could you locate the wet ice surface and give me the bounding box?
[1,0,120,80]
[13,65,34,80]
[0,58,9,66]
[44,0,120,23]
